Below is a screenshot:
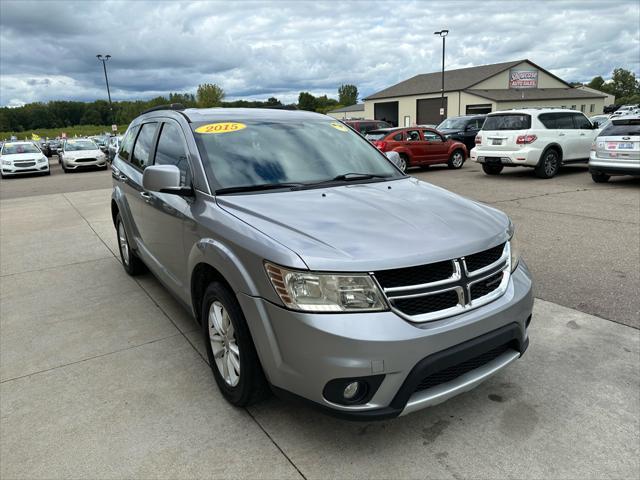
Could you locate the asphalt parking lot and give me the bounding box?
[1,158,639,479]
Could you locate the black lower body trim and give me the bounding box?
[590,166,640,176]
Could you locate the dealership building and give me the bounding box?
[361,59,608,127]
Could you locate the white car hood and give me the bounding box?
[1,153,42,161]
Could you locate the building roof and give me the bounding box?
[328,103,365,113]
[466,88,606,101]
[363,59,572,100]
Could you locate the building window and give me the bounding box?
[580,104,586,112]
[571,105,576,110]
[465,104,492,115]
[590,104,595,113]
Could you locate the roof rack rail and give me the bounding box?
[141,103,186,115]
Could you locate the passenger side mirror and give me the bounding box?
[142,164,193,196]
[385,151,402,169]
[592,121,600,128]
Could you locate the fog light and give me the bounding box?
[343,382,360,400]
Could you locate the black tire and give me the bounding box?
[398,154,409,172]
[447,149,465,169]
[202,282,269,407]
[482,163,503,175]
[115,213,147,275]
[535,149,561,179]
[591,171,610,183]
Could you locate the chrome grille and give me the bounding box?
[374,243,510,322]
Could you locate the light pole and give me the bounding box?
[96,54,113,124]
[433,30,448,122]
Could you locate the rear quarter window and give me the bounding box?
[483,114,531,130]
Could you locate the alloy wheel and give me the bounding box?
[544,152,558,176]
[452,152,464,167]
[208,300,241,387]
[117,221,130,266]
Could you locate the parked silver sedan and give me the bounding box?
[59,139,108,173]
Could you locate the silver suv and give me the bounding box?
[589,115,640,182]
[111,106,533,419]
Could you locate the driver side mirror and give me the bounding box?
[592,121,600,128]
[142,164,193,196]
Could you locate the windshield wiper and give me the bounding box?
[215,182,306,195]
[305,173,392,186]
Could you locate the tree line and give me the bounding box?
[0,83,359,134]
[576,68,640,105]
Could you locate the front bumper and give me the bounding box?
[238,261,533,419]
[471,147,541,167]
[63,158,107,169]
[1,163,49,175]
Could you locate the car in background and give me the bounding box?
[107,135,122,161]
[58,138,107,173]
[589,115,640,183]
[344,119,392,135]
[436,115,486,153]
[366,127,468,171]
[610,105,638,118]
[471,109,598,179]
[589,115,611,130]
[90,135,109,153]
[110,106,532,419]
[0,141,50,177]
[47,139,62,156]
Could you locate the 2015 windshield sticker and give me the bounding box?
[195,122,246,134]
[330,122,349,132]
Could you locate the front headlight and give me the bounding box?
[508,222,520,272]
[1,160,11,166]
[265,262,387,312]
[38,156,47,163]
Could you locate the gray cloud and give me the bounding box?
[1,0,638,106]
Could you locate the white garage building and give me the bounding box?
[363,59,607,127]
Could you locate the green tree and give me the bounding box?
[80,109,102,125]
[338,84,358,106]
[609,68,639,99]
[298,92,316,111]
[587,76,606,91]
[196,83,225,107]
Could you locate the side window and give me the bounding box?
[406,129,421,141]
[118,126,139,162]
[154,122,191,186]
[130,122,158,170]
[393,133,403,141]
[538,113,556,129]
[572,113,592,129]
[423,130,443,142]
[554,113,574,129]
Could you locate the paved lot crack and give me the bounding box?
[491,186,625,204]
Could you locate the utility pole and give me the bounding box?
[96,54,113,125]
[433,30,449,122]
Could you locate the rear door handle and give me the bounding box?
[558,133,566,136]
[580,133,586,136]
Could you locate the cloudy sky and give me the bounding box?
[1,0,638,107]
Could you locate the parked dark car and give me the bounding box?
[366,127,468,171]
[48,140,62,156]
[436,115,486,153]
[344,119,392,135]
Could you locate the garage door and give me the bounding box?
[417,98,447,125]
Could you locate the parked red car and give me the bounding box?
[344,119,392,135]
[366,127,468,172]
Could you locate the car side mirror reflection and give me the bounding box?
[142,164,193,196]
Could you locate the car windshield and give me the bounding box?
[1,143,40,154]
[437,118,468,130]
[192,120,402,191]
[483,114,531,130]
[65,140,98,151]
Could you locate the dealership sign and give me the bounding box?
[509,69,538,89]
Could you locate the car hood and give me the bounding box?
[1,153,42,161]
[63,149,103,158]
[216,177,510,271]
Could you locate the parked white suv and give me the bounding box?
[471,109,599,178]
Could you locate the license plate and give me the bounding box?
[491,139,503,146]
[618,142,633,149]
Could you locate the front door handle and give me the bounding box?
[558,133,566,136]
[580,133,586,136]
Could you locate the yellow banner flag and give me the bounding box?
[31,133,41,141]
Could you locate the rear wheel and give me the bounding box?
[482,164,503,175]
[202,282,269,407]
[591,171,610,183]
[397,154,408,172]
[115,213,146,275]
[535,149,561,179]
[447,149,465,169]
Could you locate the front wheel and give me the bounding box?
[202,282,269,407]
[591,171,610,183]
[535,149,561,179]
[447,149,465,169]
[482,163,503,175]
[397,154,408,172]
